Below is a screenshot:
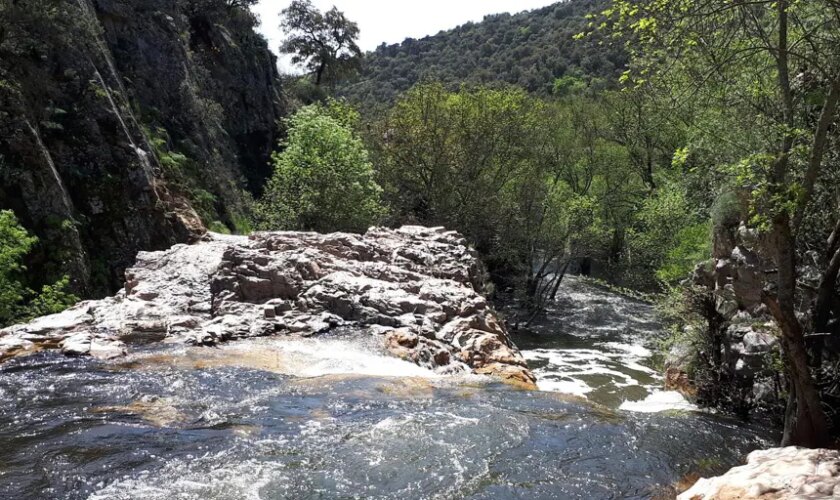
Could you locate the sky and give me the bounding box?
[253,0,558,72]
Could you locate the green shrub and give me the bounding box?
[656,221,712,283]
[711,189,741,232]
[0,210,36,324]
[207,221,232,234]
[0,210,77,327]
[254,104,385,233]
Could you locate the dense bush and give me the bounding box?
[0,210,77,327]
[254,102,385,233]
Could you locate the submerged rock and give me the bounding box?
[0,226,535,388]
[679,447,840,499]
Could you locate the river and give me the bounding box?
[0,277,774,499]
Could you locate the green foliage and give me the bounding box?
[552,74,588,96]
[594,0,840,438]
[376,82,533,229]
[0,210,77,327]
[208,221,232,234]
[280,0,362,87]
[147,126,188,176]
[26,276,78,319]
[337,0,625,106]
[0,210,37,323]
[654,284,707,369]
[191,189,218,225]
[625,183,706,288]
[656,222,711,284]
[229,212,254,235]
[710,190,741,233]
[144,124,224,226]
[371,81,673,302]
[255,104,385,233]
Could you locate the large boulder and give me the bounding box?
[0,227,536,388]
[687,216,785,413]
[679,447,840,499]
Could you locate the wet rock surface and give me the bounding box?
[679,447,840,499]
[0,226,535,387]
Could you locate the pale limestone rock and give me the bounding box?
[0,227,535,387]
[679,447,840,500]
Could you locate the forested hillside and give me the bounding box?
[337,0,625,106]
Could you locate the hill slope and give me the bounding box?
[338,0,624,106]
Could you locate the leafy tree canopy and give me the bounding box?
[280,0,362,86]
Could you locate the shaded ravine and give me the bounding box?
[0,279,776,499]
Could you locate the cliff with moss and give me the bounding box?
[0,0,284,297]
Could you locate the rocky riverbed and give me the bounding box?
[0,226,534,388]
[6,226,833,499]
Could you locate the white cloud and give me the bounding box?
[253,0,559,73]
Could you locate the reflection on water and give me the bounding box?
[0,277,775,499]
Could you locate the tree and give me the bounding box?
[600,0,840,448]
[225,0,258,8]
[374,83,536,258]
[254,101,384,233]
[371,83,639,311]
[279,0,362,87]
[185,0,258,13]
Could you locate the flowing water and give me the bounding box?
[518,276,695,412]
[0,277,774,499]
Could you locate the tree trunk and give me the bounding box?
[813,217,840,333]
[315,60,326,86]
[550,261,570,301]
[762,0,830,448]
[765,219,831,448]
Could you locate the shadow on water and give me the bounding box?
[0,280,777,499]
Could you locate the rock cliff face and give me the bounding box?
[0,226,536,388]
[0,0,283,296]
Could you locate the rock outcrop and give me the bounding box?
[679,447,840,499]
[0,226,536,388]
[667,219,785,412]
[0,0,283,295]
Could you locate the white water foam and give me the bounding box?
[524,339,697,413]
[232,338,441,379]
[139,337,442,380]
[524,341,659,393]
[619,391,697,413]
[87,453,289,500]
